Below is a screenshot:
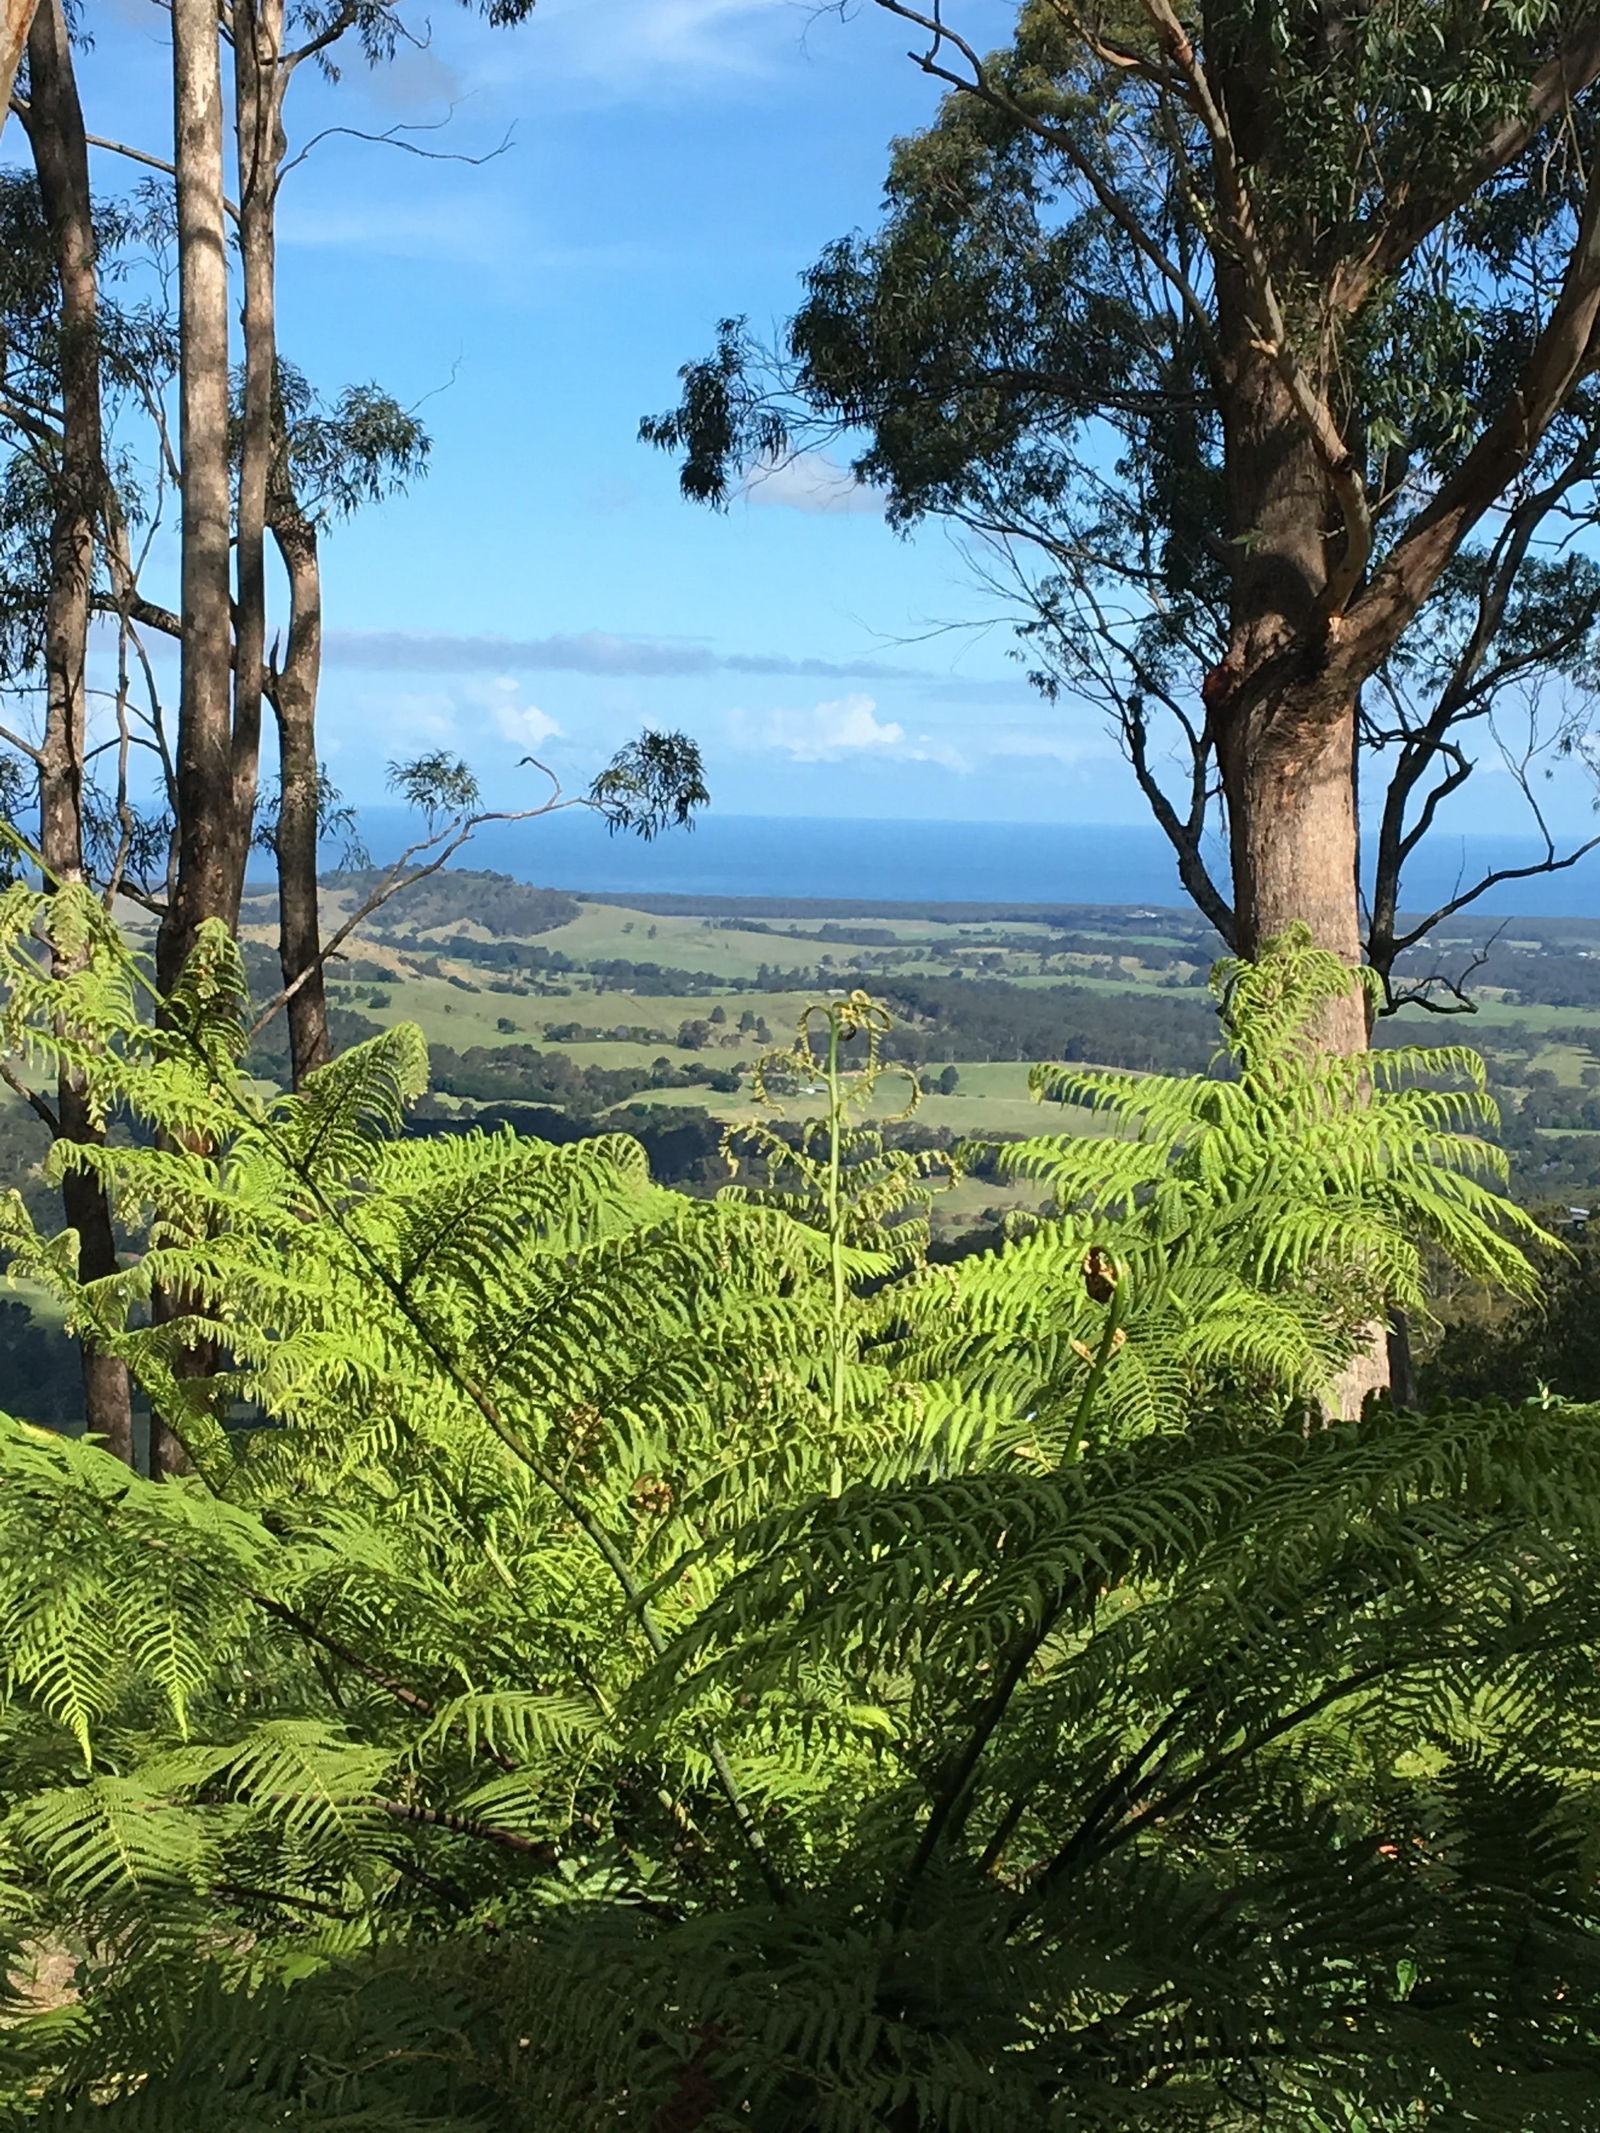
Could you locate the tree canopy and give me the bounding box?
[648,0,1600,1026]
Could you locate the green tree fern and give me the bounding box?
[0,890,1595,2128]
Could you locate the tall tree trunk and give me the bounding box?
[152,0,234,1480]
[228,0,283,904]
[1217,685,1368,1056]
[1215,675,1386,1413]
[1208,327,1382,1415]
[1207,336,1371,1050]
[157,0,235,998]
[24,0,134,1465]
[268,494,331,1085]
[236,0,329,1087]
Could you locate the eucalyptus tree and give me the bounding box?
[0,13,173,1461]
[651,0,1600,1048]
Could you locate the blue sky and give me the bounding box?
[47,0,1600,843]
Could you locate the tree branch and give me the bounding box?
[246,792,577,1041]
[1347,22,1600,307]
[870,0,1224,386]
[83,128,241,220]
[1138,0,1372,615]
[1346,160,1600,675]
[279,111,513,183]
[0,1059,59,1133]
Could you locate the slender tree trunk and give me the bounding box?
[157,0,235,997]
[228,0,283,903]
[25,0,134,1464]
[152,0,235,1480]
[236,0,329,1086]
[268,496,331,1084]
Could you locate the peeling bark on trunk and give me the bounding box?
[25,0,134,1464]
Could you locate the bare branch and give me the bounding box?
[0,1059,60,1135]
[279,111,513,183]
[1382,935,1497,1018]
[0,721,43,766]
[84,129,241,220]
[248,787,577,1042]
[1391,835,1600,964]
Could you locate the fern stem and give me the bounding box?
[827,1008,847,1453]
[894,1607,1063,1917]
[251,1596,438,1719]
[372,1799,560,1858]
[1062,1259,1128,1467]
[1013,1655,1404,1929]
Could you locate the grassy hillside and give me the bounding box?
[11,866,1600,1423]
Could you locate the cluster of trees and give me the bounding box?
[880,975,1220,1073]
[4,892,1600,2122]
[0,6,706,1458]
[428,1040,739,1115]
[352,871,581,942]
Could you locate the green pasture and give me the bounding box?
[534,902,804,978]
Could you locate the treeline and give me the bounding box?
[878,976,1221,1073]
[427,1042,739,1114]
[387,937,576,976]
[346,870,581,940]
[584,890,1217,934]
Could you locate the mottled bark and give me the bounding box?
[24,0,134,1463]
[1216,683,1368,1056]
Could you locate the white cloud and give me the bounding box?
[739,693,906,761]
[500,0,793,97]
[488,679,563,753]
[742,450,884,516]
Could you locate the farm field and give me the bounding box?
[11,866,1600,1430]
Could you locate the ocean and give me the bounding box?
[352,807,1600,920]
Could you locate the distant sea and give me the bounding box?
[351,808,1600,920]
